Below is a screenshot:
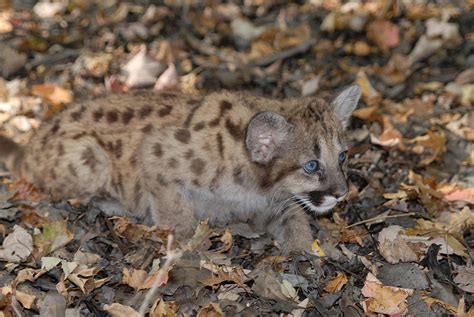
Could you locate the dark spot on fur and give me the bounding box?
[273,165,299,184]
[313,143,320,157]
[57,143,65,156]
[122,108,134,124]
[174,128,190,144]
[183,100,202,127]
[153,143,163,157]
[158,105,173,117]
[72,132,87,140]
[130,155,137,167]
[208,100,233,127]
[49,169,56,180]
[91,131,105,148]
[168,158,179,168]
[112,173,124,196]
[233,166,244,185]
[216,133,224,159]
[160,92,177,99]
[209,166,224,192]
[190,158,205,175]
[134,181,142,203]
[139,105,153,118]
[157,174,168,186]
[220,100,233,112]
[141,124,153,133]
[81,147,97,170]
[50,121,60,134]
[93,109,104,121]
[225,119,243,141]
[67,163,77,177]
[193,122,205,131]
[192,179,200,187]
[71,111,82,121]
[208,118,220,127]
[184,149,194,159]
[106,110,118,123]
[114,139,123,158]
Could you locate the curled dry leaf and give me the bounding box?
[154,64,179,91]
[361,272,414,315]
[1,286,36,309]
[33,219,74,258]
[31,84,73,106]
[378,225,419,264]
[123,46,165,88]
[366,20,399,52]
[104,303,139,317]
[0,225,33,263]
[324,273,348,293]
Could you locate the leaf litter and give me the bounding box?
[0,0,473,315]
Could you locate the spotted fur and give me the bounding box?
[0,87,360,252]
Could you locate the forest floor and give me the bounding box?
[0,0,473,316]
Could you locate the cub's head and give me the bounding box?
[246,85,360,214]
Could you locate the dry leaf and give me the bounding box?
[139,266,172,290]
[0,225,33,262]
[197,303,223,317]
[104,303,139,317]
[378,225,419,263]
[150,299,178,317]
[123,46,165,88]
[324,273,348,293]
[122,268,147,290]
[33,219,74,258]
[370,129,404,148]
[367,20,399,52]
[361,273,413,315]
[31,84,73,106]
[154,64,179,91]
[1,286,36,309]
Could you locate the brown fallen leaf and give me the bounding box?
[378,225,419,263]
[150,299,178,317]
[360,272,413,315]
[31,84,73,106]
[1,286,36,310]
[123,46,165,88]
[33,219,74,258]
[122,267,148,290]
[324,273,348,293]
[366,20,399,52]
[154,64,179,91]
[104,303,139,317]
[197,303,223,317]
[0,225,33,263]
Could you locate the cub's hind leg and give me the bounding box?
[22,135,113,201]
[139,180,196,242]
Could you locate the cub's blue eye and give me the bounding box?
[338,151,346,163]
[303,160,319,173]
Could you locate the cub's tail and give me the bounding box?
[0,135,24,176]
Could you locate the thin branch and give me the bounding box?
[138,234,182,317]
[345,212,416,229]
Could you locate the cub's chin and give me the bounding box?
[295,195,340,215]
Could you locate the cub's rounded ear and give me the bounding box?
[331,85,361,129]
[246,111,293,164]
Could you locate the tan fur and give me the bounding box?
[2,88,359,252]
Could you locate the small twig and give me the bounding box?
[138,234,182,317]
[249,38,317,67]
[345,212,416,229]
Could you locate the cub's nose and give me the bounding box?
[332,184,348,199]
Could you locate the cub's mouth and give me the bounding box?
[295,190,344,214]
